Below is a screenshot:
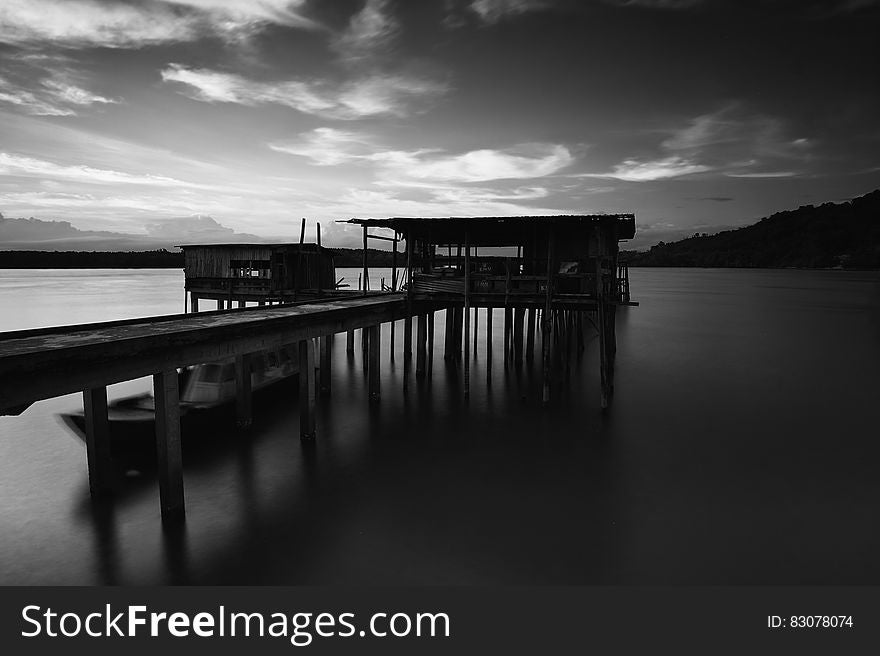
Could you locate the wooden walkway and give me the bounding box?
[0,293,406,414]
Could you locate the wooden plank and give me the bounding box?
[83,386,112,497]
[153,369,184,523]
[234,354,252,430]
[298,339,316,440]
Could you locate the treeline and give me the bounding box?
[624,189,880,269]
[0,249,184,268]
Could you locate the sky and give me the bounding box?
[0,0,878,250]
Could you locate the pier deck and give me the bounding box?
[0,293,407,414]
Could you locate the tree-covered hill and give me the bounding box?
[625,190,880,269]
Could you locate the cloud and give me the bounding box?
[331,0,399,63]
[0,152,202,187]
[469,0,550,23]
[161,64,448,119]
[725,171,797,178]
[272,129,574,182]
[144,214,263,243]
[581,105,813,182]
[603,156,712,181]
[0,0,319,48]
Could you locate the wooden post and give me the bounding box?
[319,335,331,396]
[346,329,355,354]
[464,228,471,399]
[444,307,455,361]
[427,311,435,374]
[298,339,316,440]
[294,218,306,302]
[513,307,525,365]
[362,225,369,296]
[542,227,555,404]
[595,226,612,409]
[416,314,427,378]
[316,222,323,298]
[486,307,493,362]
[368,324,380,403]
[404,234,414,362]
[391,234,398,356]
[526,308,536,361]
[503,308,512,363]
[234,354,252,430]
[453,307,463,361]
[191,295,199,313]
[217,299,224,310]
[153,369,184,522]
[83,386,112,497]
[473,301,479,355]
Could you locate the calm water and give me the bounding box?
[0,267,878,585]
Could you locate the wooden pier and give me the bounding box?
[0,213,636,525]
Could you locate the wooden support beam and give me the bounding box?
[368,324,380,403]
[153,369,184,523]
[346,329,355,354]
[234,354,252,430]
[444,307,455,361]
[316,222,323,298]
[191,295,199,313]
[453,307,463,361]
[464,228,471,399]
[83,386,112,497]
[542,227,555,404]
[416,314,427,378]
[319,334,331,396]
[526,308,536,361]
[427,311,435,374]
[404,314,413,363]
[485,307,493,363]
[473,302,479,355]
[503,308,512,363]
[298,339,316,440]
[513,307,525,365]
[362,226,369,295]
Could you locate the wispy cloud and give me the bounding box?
[582,105,814,181]
[0,152,202,187]
[162,64,447,119]
[331,0,399,64]
[0,0,319,48]
[603,156,711,181]
[271,128,574,182]
[469,0,550,23]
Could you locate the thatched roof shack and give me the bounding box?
[179,243,335,303]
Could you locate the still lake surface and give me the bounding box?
[0,267,878,585]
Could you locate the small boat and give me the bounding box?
[60,343,309,459]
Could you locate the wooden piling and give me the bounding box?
[486,307,493,362]
[444,307,455,361]
[416,314,427,378]
[319,335,331,396]
[427,312,435,374]
[191,295,199,313]
[464,229,471,399]
[453,307,463,361]
[368,324,380,403]
[503,308,512,363]
[298,339,316,440]
[234,354,252,429]
[513,307,525,365]
[526,308,536,361]
[346,329,355,354]
[83,386,112,497]
[153,369,184,523]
